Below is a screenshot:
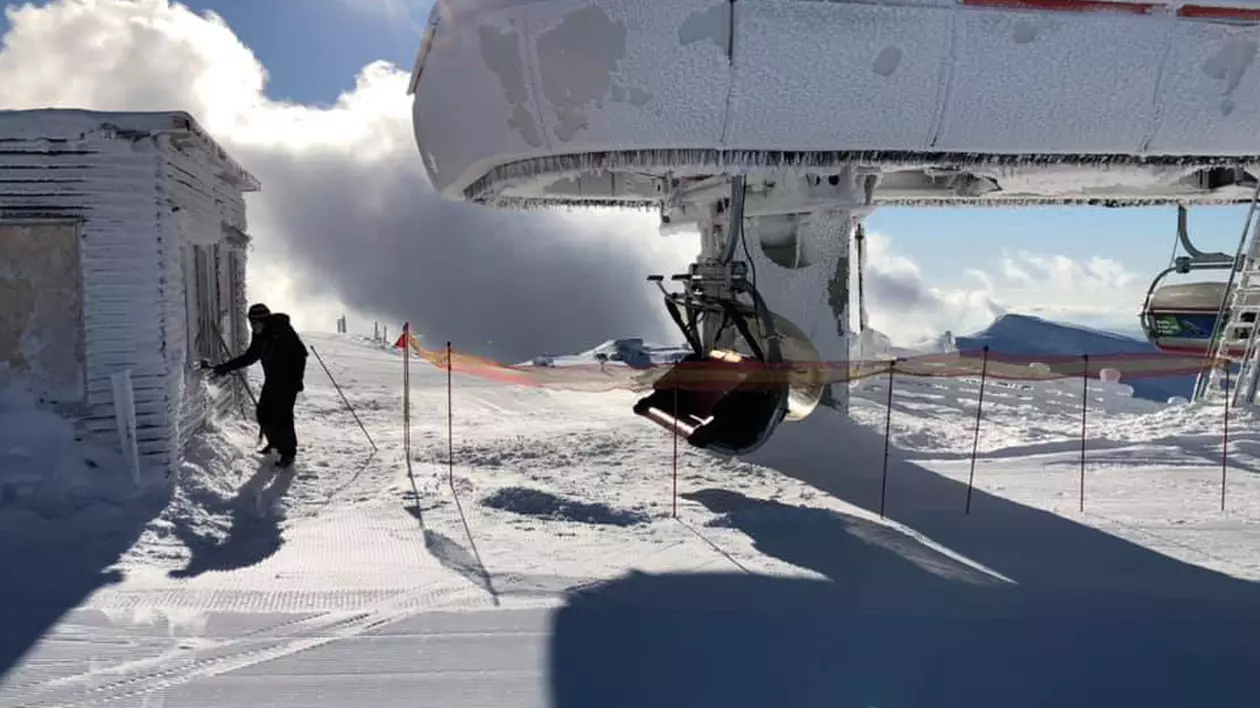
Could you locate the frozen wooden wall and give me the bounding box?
[0,109,259,480]
[157,130,256,461]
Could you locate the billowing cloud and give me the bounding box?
[0,0,697,363]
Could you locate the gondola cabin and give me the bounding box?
[1142,281,1254,358]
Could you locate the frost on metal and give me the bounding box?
[411,0,1260,207]
[0,109,259,487]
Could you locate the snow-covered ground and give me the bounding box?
[2,330,1260,707]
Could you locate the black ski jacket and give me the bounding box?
[213,313,309,392]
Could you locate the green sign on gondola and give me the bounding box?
[1147,313,1220,341]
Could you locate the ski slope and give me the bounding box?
[2,328,1260,707]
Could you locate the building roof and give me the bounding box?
[0,108,261,192]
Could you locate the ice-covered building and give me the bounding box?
[0,109,259,483]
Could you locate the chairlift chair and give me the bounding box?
[1140,206,1240,356]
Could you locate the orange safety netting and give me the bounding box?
[395,330,1219,392]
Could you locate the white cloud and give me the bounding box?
[858,231,1148,345]
[0,0,697,363]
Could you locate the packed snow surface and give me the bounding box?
[2,326,1259,707]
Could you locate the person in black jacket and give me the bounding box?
[206,303,308,468]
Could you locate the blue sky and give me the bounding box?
[174,0,426,105]
[869,204,1250,288]
[2,0,1253,343]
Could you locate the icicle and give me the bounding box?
[463,148,1260,209]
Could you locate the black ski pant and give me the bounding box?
[257,384,299,457]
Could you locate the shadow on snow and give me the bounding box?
[0,490,168,680]
[169,463,294,579]
[549,409,1260,708]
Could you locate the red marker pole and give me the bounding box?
[880,359,896,519]
[1222,365,1230,512]
[1079,353,1089,513]
[403,322,411,463]
[447,341,455,489]
[965,346,990,515]
[672,384,679,519]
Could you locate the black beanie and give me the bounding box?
[247,303,271,321]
